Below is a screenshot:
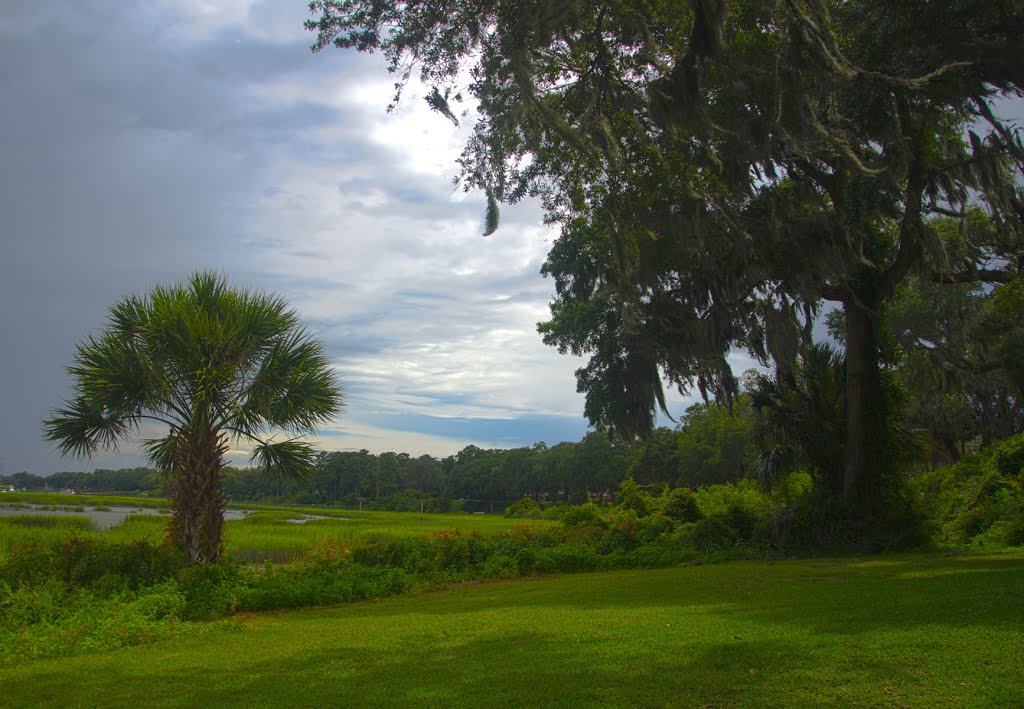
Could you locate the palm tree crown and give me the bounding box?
[44,271,343,562]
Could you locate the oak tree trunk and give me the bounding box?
[843,294,886,518]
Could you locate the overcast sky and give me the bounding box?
[0,1,720,475]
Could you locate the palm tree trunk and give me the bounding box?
[169,433,227,564]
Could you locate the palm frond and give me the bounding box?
[140,434,179,473]
[42,396,133,459]
[249,439,318,482]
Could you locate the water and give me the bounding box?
[0,504,251,531]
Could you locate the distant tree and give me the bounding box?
[674,401,756,488]
[43,272,343,563]
[405,454,444,495]
[627,427,682,486]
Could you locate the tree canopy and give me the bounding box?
[309,0,1024,517]
[43,272,343,562]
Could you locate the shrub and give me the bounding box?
[695,479,772,520]
[560,502,603,528]
[504,497,541,518]
[724,505,761,544]
[480,554,520,579]
[175,562,244,620]
[423,497,451,513]
[599,508,642,552]
[126,581,187,621]
[994,434,1024,477]
[618,477,653,517]
[662,488,702,523]
[534,544,600,573]
[687,518,739,554]
[238,562,413,613]
[0,537,183,594]
[618,539,686,568]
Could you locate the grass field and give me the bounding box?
[0,493,549,560]
[2,550,1021,707]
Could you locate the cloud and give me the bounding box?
[0,0,594,474]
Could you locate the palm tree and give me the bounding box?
[43,272,343,564]
[749,344,847,493]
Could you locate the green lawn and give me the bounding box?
[2,550,1021,707]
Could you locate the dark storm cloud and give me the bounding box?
[0,2,354,472]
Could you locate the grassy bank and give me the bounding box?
[1,550,1021,707]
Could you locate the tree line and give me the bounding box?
[7,399,755,510]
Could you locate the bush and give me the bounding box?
[238,562,413,612]
[175,562,244,620]
[618,477,653,517]
[618,539,689,568]
[994,434,1024,477]
[534,544,600,573]
[126,581,187,621]
[504,497,541,518]
[599,508,643,552]
[423,497,451,513]
[687,518,738,554]
[724,505,761,544]
[560,502,604,528]
[662,488,702,523]
[695,479,772,520]
[911,439,1024,548]
[0,537,184,594]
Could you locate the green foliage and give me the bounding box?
[994,435,1024,478]
[910,433,1024,548]
[503,497,541,518]
[671,402,757,488]
[533,544,601,574]
[694,480,773,521]
[1,537,183,593]
[749,344,846,491]
[617,477,652,516]
[687,518,739,555]
[239,562,413,613]
[661,488,702,523]
[559,502,603,527]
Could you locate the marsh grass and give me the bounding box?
[0,515,162,556]
[0,515,98,551]
[0,495,550,560]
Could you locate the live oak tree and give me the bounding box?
[887,220,1024,457]
[44,272,343,563]
[308,0,1023,518]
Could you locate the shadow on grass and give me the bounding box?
[319,552,1024,634]
[7,628,1009,707]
